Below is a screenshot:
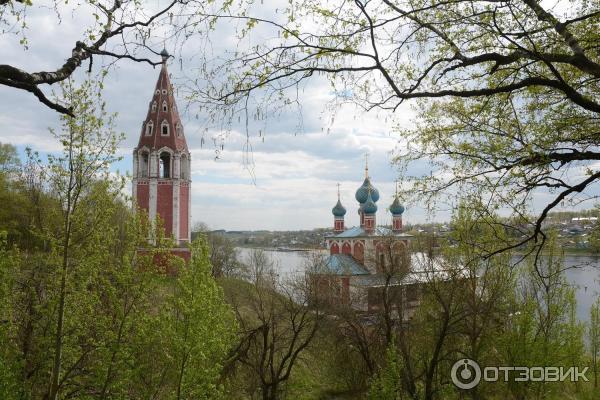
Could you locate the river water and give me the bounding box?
[236,248,600,322]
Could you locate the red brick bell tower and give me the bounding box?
[132,49,191,260]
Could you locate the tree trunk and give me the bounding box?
[48,128,75,400]
[48,226,70,400]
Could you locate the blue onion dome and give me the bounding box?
[332,199,347,217]
[363,192,378,214]
[390,196,405,215]
[355,177,380,203]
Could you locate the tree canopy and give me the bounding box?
[187,0,600,254]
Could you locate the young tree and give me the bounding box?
[193,222,241,277]
[499,236,585,399]
[0,143,19,173]
[159,235,238,400]
[0,232,20,400]
[368,340,402,400]
[43,78,122,400]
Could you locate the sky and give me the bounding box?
[0,1,597,231]
[0,1,429,231]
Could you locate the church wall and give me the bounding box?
[157,182,174,236]
[136,182,149,212]
[179,183,189,240]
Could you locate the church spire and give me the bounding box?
[160,48,170,64]
[137,54,188,153]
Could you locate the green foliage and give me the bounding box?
[497,236,586,399]
[0,143,19,173]
[161,235,238,399]
[368,341,402,400]
[0,232,20,400]
[587,206,600,253]
[194,224,242,277]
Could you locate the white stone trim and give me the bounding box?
[173,180,180,242]
[173,153,181,179]
[149,151,158,178]
[149,179,157,228]
[132,180,137,210]
[156,146,174,156]
[187,182,192,241]
[132,150,139,179]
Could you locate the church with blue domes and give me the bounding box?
[313,162,417,312]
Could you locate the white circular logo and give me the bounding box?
[451,358,481,389]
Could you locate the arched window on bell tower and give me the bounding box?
[161,120,169,136]
[151,101,157,112]
[145,121,153,136]
[159,152,171,178]
[162,100,168,112]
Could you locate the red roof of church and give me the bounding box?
[137,63,188,152]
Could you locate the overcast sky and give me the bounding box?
[1,2,597,231]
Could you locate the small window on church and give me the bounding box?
[145,121,153,136]
[162,101,168,112]
[161,121,169,136]
[155,90,160,95]
[162,89,167,95]
[176,123,182,138]
[151,102,157,112]
[159,152,171,178]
